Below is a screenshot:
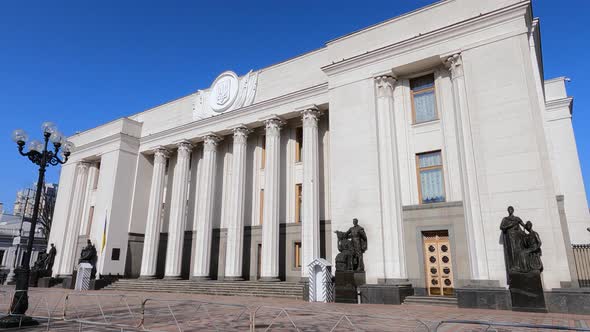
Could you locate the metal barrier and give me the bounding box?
[573,244,590,287]
[63,292,143,329]
[435,320,590,331]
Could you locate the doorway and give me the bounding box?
[422,230,454,296]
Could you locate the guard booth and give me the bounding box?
[307,258,334,303]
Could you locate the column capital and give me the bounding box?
[76,161,91,171]
[176,140,193,156]
[232,126,251,145]
[375,75,397,98]
[301,108,321,128]
[263,117,284,137]
[153,147,170,164]
[445,53,464,79]
[203,134,222,152]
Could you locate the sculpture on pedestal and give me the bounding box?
[500,206,546,312]
[46,243,56,275]
[335,218,367,272]
[334,218,367,303]
[79,239,98,279]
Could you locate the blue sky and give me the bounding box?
[0,0,588,212]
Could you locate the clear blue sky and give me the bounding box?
[0,0,588,213]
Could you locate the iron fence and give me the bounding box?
[573,244,590,287]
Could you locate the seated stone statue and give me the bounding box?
[521,221,543,273]
[334,218,368,272]
[79,239,98,279]
[334,231,354,271]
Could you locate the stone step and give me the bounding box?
[402,295,458,307]
[103,279,304,300]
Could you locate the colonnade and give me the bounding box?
[139,108,322,280]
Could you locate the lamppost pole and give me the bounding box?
[0,122,73,328]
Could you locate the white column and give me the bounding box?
[139,148,169,278]
[374,75,407,281]
[445,53,489,279]
[192,134,222,279]
[164,141,193,279]
[301,108,321,278]
[261,117,283,281]
[224,126,250,280]
[79,163,99,236]
[57,162,90,276]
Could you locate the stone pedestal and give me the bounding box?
[456,287,511,310]
[74,263,93,291]
[38,277,62,288]
[358,284,413,304]
[335,271,365,303]
[509,271,546,312]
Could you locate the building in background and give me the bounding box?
[13,183,58,240]
[49,0,589,306]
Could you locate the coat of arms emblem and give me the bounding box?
[215,79,231,106]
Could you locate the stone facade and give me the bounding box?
[49,0,589,295]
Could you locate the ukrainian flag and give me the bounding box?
[101,212,107,253]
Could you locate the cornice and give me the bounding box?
[321,1,530,77]
[139,83,328,148]
[545,97,573,114]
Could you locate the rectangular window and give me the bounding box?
[411,74,438,124]
[111,248,120,261]
[294,242,301,268]
[259,189,264,225]
[295,184,302,223]
[260,135,266,169]
[417,151,446,204]
[295,127,303,163]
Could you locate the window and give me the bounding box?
[295,184,302,223]
[260,135,266,169]
[294,242,302,268]
[111,248,120,261]
[295,127,303,163]
[259,189,264,225]
[411,74,438,124]
[417,151,446,204]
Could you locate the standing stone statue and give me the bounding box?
[335,218,367,272]
[500,206,546,312]
[500,206,526,272]
[46,243,57,274]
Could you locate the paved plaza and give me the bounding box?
[0,286,588,331]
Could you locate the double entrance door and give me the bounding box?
[423,231,454,296]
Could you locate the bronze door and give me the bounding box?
[423,232,454,296]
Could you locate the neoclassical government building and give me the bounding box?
[50,0,589,298]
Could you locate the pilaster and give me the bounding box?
[445,53,489,279]
[374,74,407,281]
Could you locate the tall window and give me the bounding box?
[411,74,437,124]
[295,184,302,223]
[417,151,445,204]
[294,242,302,268]
[295,127,303,163]
[260,135,266,169]
[259,189,264,225]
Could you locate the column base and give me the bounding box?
[190,276,211,281]
[259,277,281,282]
[223,276,244,281]
[163,275,183,280]
[138,275,158,280]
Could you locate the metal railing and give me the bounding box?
[0,290,589,331]
[573,244,590,287]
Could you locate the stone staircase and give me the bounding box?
[402,295,458,307]
[103,279,304,299]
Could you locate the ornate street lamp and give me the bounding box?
[0,122,73,327]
